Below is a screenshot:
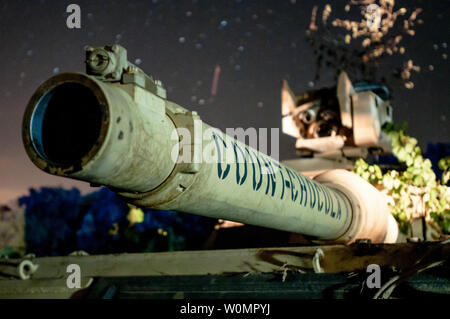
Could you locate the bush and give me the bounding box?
[354,123,449,235]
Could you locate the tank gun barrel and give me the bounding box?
[22,45,398,244]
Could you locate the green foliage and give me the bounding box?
[354,123,450,235]
[439,157,450,185]
[0,246,22,259]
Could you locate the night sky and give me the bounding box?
[0,0,448,203]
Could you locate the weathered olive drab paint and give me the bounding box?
[142,124,354,239]
[23,71,397,243]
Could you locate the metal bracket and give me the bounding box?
[0,256,39,280]
[117,104,203,207]
[167,109,202,174]
[313,248,325,273]
[85,44,166,99]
